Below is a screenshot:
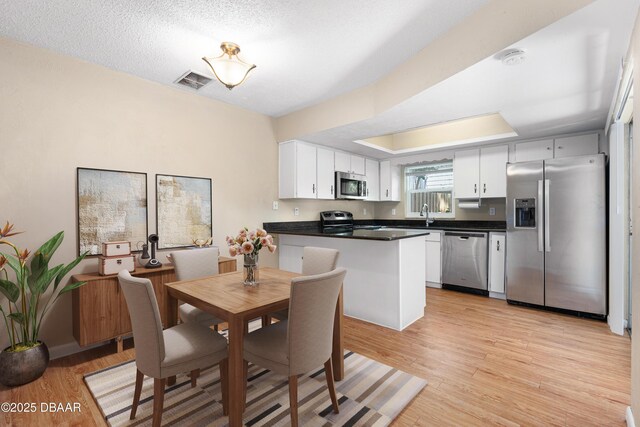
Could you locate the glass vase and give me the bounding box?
[243,253,259,286]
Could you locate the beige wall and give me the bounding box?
[0,37,372,353]
[631,8,640,422]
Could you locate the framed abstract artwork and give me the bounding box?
[156,174,212,249]
[77,168,148,256]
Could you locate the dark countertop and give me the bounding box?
[263,219,506,241]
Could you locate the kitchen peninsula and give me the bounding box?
[265,213,430,330]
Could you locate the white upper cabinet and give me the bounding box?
[514,139,554,163]
[379,160,401,201]
[334,151,350,173]
[514,133,598,162]
[294,142,317,198]
[454,146,508,199]
[335,151,366,174]
[453,148,480,198]
[351,155,366,175]
[554,133,599,158]
[480,145,509,198]
[365,158,380,201]
[316,147,335,199]
[279,141,328,199]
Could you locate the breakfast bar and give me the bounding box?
[267,217,429,331]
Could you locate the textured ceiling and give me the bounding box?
[303,0,639,158]
[0,0,489,117]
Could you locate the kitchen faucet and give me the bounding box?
[419,203,435,227]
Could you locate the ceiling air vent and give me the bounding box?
[174,70,212,90]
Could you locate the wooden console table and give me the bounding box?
[72,257,237,352]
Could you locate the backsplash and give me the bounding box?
[373,198,506,221]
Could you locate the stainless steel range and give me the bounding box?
[319,211,381,234]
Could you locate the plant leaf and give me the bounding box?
[54,251,88,290]
[0,279,19,302]
[8,312,24,325]
[58,281,86,296]
[34,264,64,294]
[1,253,24,284]
[34,231,64,264]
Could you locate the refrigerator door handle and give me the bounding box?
[537,180,544,252]
[545,179,551,252]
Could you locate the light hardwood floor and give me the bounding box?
[0,288,631,426]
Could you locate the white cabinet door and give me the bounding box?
[514,139,553,163]
[278,141,296,199]
[554,133,598,158]
[425,232,441,287]
[380,160,401,201]
[279,244,303,273]
[489,233,506,293]
[296,143,317,198]
[351,155,365,175]
[316,147,335,199]
[334,151,350,173]
[454,148,480,198]
[480,145,509,198]
[365,158,380,201]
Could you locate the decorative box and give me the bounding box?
[102,241,131,257]
[99,255,135,276]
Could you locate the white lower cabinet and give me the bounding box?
[278,244,303,273]
[425,231,442,288]
[489,232,506,296]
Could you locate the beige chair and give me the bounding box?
[271,246,339,321]
[171,247,224,330]
[243,267,347,426]
[118,270,228,427]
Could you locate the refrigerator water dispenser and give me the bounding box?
[514,199,536,228]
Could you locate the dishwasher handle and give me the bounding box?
[444,231,487,239]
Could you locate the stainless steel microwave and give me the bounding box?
[335,172,367,200]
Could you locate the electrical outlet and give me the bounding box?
[363,208,367,215]
[489,207,496,216]
[294,207,299,216]
[392,208,396,216]
[272,201,279,210]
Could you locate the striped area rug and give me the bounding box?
[84,351,427,426]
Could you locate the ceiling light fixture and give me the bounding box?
[498,48,526,66]
[202,42,256,90]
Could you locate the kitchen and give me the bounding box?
[0,0,639,426]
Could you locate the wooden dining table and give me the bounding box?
[164,267,344,427]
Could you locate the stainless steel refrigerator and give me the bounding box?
[506,154,606,316]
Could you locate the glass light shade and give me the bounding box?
[203,42,256,90]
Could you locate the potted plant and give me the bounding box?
[0,222,87,386]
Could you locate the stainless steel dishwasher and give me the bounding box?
[442,231,489,291]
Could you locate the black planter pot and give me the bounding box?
[0,342,50,387]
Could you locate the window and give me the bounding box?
[404,160,454,218]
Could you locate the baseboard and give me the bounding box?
[627,406,635,427]
[426,281,442,289]
[48,340,107,360]
[489,291,506,300]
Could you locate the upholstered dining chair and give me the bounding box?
[243,267,347,426]
[271,246,340,321]
[118,270,228,427]
[170,247,224,331]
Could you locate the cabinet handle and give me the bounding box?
[557,146,563,149]
[312,184,315,194]
[366,188,369,196]
[474,184,477,194]
[386,189,389,197]
[330,185,333,195]
[483,183,486,193]
[547,146,552,150]
[497,241,500,251]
